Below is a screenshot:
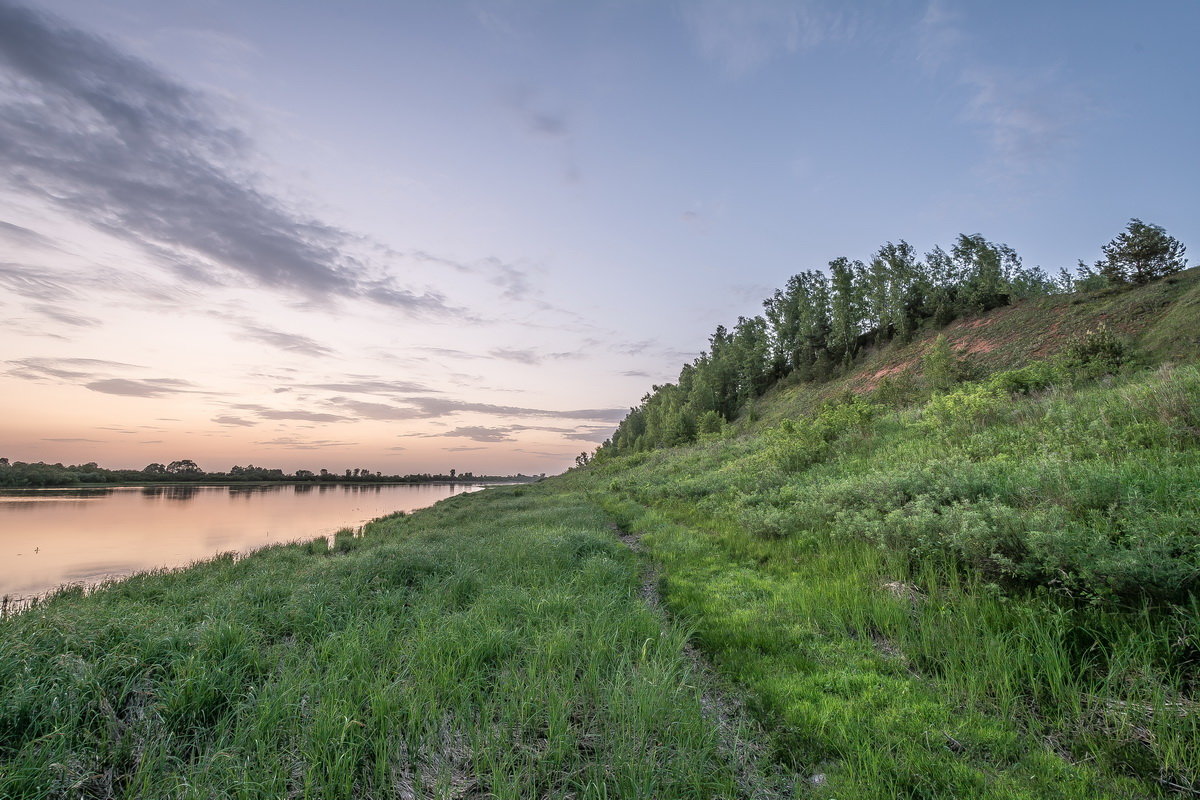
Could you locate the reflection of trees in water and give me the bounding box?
[140,486,200,502]
[293,484,314,494]
[227,484,287,498]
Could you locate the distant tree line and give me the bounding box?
[0,457,541,488]
[597,220,1187,457]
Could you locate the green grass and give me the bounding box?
[0,488,751,799]
[583,360,1200,798]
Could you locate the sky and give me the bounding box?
[0,0,1196,476]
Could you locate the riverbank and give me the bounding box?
[4,444,1196,797]
[0,484,756,798]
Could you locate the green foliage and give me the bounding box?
[0,485,747,799]
[922,334,970,391]
[1058,324,1133,380]
[603,231,1083,460]
[1097,218,1187,286]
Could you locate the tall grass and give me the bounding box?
[0,487,750,799]
[587,362,1200,797]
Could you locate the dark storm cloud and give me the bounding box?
[85,378,201,397]
[0,2,452,314]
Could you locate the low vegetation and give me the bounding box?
[0,490,750,798]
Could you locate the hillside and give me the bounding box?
[2,270,1199,799]
[744,265,1200,428]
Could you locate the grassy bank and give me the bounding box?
[0,488,750,799]
[579,360,1200,798]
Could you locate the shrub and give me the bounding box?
[1058,324,1132,380]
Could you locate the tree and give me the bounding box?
[1097,219,1187,285]
[828,257,864,366]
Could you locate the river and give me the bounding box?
[0,482,487,600]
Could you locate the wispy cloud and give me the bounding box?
[324,395,625,424]
[682,0,854,77]
[29,304,99,327]
[258,410,349,423]
[212,414,256,427]
[6,356,142,381]
[85,378,202,398]
[0,2,453,315]
[297,378,436,395]
[237,323,334,358]
[0,220,58,249]
[253,436,357,449]
[914,0,1088,178]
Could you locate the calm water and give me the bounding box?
[0,483,486,599]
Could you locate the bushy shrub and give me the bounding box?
[1058,324,1133,380]
[920,383,1006,435]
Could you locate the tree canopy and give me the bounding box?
[1097,218,1187,285]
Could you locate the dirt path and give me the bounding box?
[609,523,805,800]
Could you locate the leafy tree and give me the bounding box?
[166,459,201,476]
[923,334,968,391]
[1096,218,1187,285]
[828,257,864,366]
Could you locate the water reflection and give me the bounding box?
[0,483,488,599]
[140,485,200,502]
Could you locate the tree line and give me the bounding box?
[596,220,1187,457]
[0,457,540,488]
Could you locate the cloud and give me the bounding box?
[253,437,356,449]
[444,425,517,443]
[85,377,201,397]
[30,304,99,327]
[298,378,436,395]
[258,410,349,423]
[325,395,623,423]
[6,356,141,381]
[212,415,256,427]
[405,396,626,422]
[445,446,487,452]
[237,323,334,357]
[914,0,1087,177]
[328,399,424,421]
[489,347,541,365]
[41,436,103,442]
[620,369,650,377]
[682,0,853,77]
[0,220,58,249]
[487,347,578,365]
[562,425,614,442]
[0,2,453,315]
[0,263,73,302]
